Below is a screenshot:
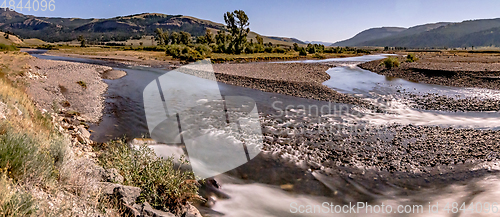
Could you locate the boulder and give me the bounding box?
[78,125,91,138]
[185,204,202,217]
[99,183,141,205]
[133,202,175,217]
[76,134,90,144]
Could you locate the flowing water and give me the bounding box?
[26,51,500,216]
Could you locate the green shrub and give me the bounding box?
[406,53,418,62]
[194,44,212,56]
[312,53,325,59]
[307,45,316,54]
[273,47,286,53]
[299,48,307,56]
[35,44,57,50]
[180,47,202,61]
[245,45,255,54]
[96,140,198,215]
[0,44,18,51]
[381,57,400,69]
[166,45,203,61]
[254,44,265,53]
[166,44,184,58]
[264,46,273,53]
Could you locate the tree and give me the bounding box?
[196,36,207,44]
[204,29,215,44]
[170,32,180,44]
[255,35,263,45]
[154,28,170,45]
[77,35,86,47]
[163,30,170,45]
[179,31,192,45]
[215,31,227,45]
[306,43,315,54]
[293,43,299,51]
[215,30,233,53]
[299,47,307,56]
[224,10,250,54]
[155,28,165,45]
[196,29,215,44]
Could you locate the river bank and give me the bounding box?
[359,52,500,112]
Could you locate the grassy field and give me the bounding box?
[48,46,175,62]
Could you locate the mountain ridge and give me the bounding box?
[0,10,304,45]
[332,18,500,48]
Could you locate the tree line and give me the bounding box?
[72,10,371,61]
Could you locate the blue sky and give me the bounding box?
[24,0,500,43]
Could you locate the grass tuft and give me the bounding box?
[0,123,67,184]
[0,173,37,217]
[381,57,400,69]
[0,44,18,52]
[76,81,87,89]
[406,53,418,62]
[96,139,199,215]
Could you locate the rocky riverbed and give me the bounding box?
[259,113,500,189]
[403,93,500,111]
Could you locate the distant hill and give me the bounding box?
[266,36,305,45]
[303,41,333,46]
[0,10,301,45]
[333,18,500,48]
[331,27,406,46]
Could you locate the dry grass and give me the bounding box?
[0,51,109,216]
[48,46,174,62]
